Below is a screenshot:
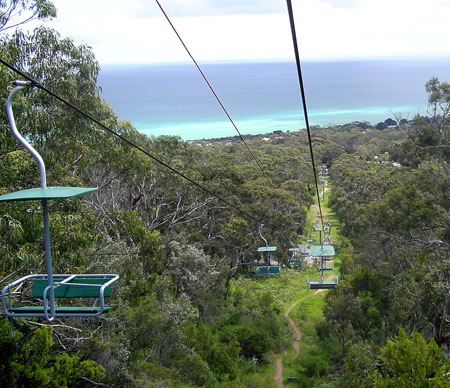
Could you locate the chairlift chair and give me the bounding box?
[319,165,328,177]
[287,247,302,267]
[256,246,279,276]
[256,224,279,277]
[307,278,338,289]
[307,243,337,290]
[313,221,332,245]
[299,244,310,257]
[1,81,119,326]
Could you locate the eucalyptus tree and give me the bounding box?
[0,0,56,32]
[406,78,450,181]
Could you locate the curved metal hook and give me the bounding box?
[6,80,47,188]
[259,223,268,247]
[322,221,332,245]
[289,235,295,247]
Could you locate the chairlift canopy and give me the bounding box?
[0,187,98,202]
[257,246,277,252]
[310,245,335,257]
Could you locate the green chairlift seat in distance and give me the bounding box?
[256,266,280,277]
[308,278,338,289]
[256,246,279,276]
[288,247,302,266]
[298,244,310,257]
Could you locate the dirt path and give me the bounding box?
[272,294,311,388]
[285,297,307,358]
[273,358,283,388]
[272,275,335,387]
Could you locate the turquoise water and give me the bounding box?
[134,105,416,139]
[98,58,450,140]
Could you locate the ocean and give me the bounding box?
[98,57,450,140]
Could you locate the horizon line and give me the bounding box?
[99,53,450,68]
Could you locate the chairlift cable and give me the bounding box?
[0,58,262,224]
[155,0,274,188]
[285,0,325,230]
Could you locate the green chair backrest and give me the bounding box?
[257,266,269,275]
[31,277,112,298]
[268,266,280,274]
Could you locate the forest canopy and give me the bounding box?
[0,1,449,387]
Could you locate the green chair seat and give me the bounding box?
[256,266,280,277]
[308,280,338,289]
[2,274,118,319]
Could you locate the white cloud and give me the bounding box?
[35,0,450,65]
[140,0,287,17]
[321,0,368,8]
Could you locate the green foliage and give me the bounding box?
[165,240,228,320]
[218,373,278,388]
[179,353,216,388]
[371,328,450,388]
[2,2,447,386]
[219,288,288,362]
[298,346,330,387]
[123,294,164,355]
[0,321,105,388]
[338,341,377,388]
[404,78,450,177]
[109,209,163,274]
[185,321,240,380]
[321,78,450,386]
[128,359,197,388]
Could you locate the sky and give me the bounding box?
[33,0,450,65]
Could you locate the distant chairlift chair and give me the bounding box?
[255,224,280,277]
[256,246,280,277]
[287,247,302,267]
[299,244,310,257]
[1,81,119,328]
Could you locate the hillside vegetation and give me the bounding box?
[0,2,449,387]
